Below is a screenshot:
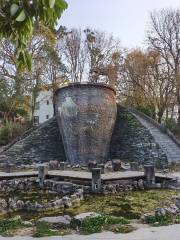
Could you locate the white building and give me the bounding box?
[33,89,54,125]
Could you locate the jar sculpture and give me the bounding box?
[55,83,117,165]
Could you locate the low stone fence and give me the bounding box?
[0,178,84,214]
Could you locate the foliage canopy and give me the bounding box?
[0,0,68,70]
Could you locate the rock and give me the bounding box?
[175,197,180,209]
[132,181,138,189]
[164,204,179,215]
[137,179,144,190]
[49,160,59,170]
[22,221,34,226]
[0,199,7,210]
[74,212,100,221]
[38,215,71,228]
[155,207,166,217]
[54,199,63,207]
[16,200,24,209]
[76,189,83,200]
[62,196,72,208]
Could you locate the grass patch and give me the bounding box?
[144,215,173,226]
[0,216,23,236]
[33,221,71,238]
[33,221,59,237]
[79,215,129,234]
[105,224,136,233]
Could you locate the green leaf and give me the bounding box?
[49,0,56,8]
[15,10,26,22]
[10,4,19,16]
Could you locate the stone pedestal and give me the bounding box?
[88,161,97,171]
[59,162,65,170]
[38,165,48,187]
[91,168,101,193]
[130,162,139,171]
[4,163,15,173]
[112,160,121,171]
[98,164,105,174]
[144,165,155,184]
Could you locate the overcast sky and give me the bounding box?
[59,0,180,49]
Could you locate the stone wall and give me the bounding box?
[0,105,168,167]
[0,118,66,164]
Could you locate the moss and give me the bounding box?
[65,190,178,220]
[0,189,178,224]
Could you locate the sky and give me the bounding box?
[59,0,180,49]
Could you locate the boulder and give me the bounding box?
[155,207,166,217]
[62,196,72,207]
[74,212,100,221]
[137,179,144,190]
[38,215,71,228]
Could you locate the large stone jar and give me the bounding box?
[55,83,117,165]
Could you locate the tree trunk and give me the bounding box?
[157,110,163,124]
[177,90,180,127]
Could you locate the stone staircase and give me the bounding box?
[110,106,167,167]
[131,112,180,163]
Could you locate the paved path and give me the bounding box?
[1,224,180,240]
[132,113,180,163]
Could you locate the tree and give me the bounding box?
[58,28,88,82]
[147,8,180,125]
[119,48,175,123]
[0,0,68,70]
[0,24,65,122]
[58,27,122,85]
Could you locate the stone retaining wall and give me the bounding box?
[0,106,168,167]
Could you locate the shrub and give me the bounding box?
[79,215,129,234]
[163,118,178,132]
[0,121,27,146]
[137,105,156,119]
[144,215,172,226]
[0,216,22,235]
[33,221,59,237]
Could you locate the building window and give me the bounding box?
[46,115,49,119]
[47,100,49,105]
[33,116,39,125]
[35,102,40,110]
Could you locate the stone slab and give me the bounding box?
[0,170,173,182]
